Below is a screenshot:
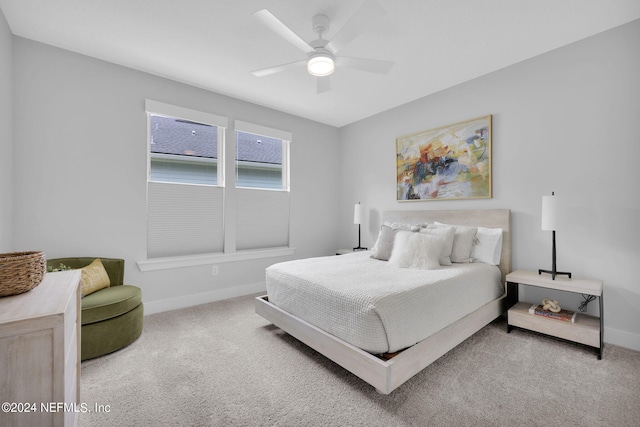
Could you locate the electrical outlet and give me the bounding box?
[212,265,219,276]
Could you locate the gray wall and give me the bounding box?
[11,37,340,311]
[0,8,12,252]
[338,20,640,350]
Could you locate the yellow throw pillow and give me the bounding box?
[80,258,110,297]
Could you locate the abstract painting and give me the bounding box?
[396,115,492,201]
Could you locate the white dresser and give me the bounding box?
[0,270,81,427]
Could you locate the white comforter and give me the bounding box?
[266,251,504,353]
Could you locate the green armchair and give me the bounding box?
[46,257,143,361]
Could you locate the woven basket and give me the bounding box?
[0,251,47,297]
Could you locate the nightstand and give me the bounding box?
[506,269,604,359]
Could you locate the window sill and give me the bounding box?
[137,247,296,272]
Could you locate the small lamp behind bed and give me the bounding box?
[353,202,367,251]
[538,192,572,280]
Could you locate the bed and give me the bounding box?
[255,209,511,394]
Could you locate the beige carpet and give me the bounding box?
[79,294,640,426]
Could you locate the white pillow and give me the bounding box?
[421,225,455,266]
[371,221,426,256]
[370,225,399,261]
[434,221,478,263]
[388,231,441,270]
[471,227,503,265]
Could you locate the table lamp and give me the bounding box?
[353,202,367,251]
[538,192,572,279]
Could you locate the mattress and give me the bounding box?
[266,251,504,354]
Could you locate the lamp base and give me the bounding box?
[538,268,572,280]
[353,223,367,252]
[540,230,572,280]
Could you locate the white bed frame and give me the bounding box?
[255,209,511,394]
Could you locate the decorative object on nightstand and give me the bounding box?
[529,298,577,323]
[541,298,561,312]
[538,192,571,280]
[353,202,367,251]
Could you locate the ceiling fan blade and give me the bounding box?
[335,56,394,75]
[253,9,315,54]
[317,76,331,94]
[325,0,387,54]
[252,60,307,77]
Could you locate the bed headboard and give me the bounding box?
[382,209,511,283]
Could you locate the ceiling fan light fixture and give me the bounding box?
[307,52,335,76]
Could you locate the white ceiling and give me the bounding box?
[1,0,639,128]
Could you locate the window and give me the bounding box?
[146,100,227,187]
[236,131,283,189]
[150,115,219,185]
[235,121,290,191]
[234,121,292,251]
[142,101,293,263]
[145,100,227,259]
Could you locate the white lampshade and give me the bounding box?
[541,194,558,231]
[354,203,363,225]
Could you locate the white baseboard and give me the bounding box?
[143,281,267,315]
[605,326,640,352]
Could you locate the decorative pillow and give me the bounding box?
[370,221,426,259]
[471,227,503,265]
[434,221,478,263]
[80,258,110,297]
[421,225,456,266]
[370,225,399,261]
[388,231,441,270]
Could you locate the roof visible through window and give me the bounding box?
[236,131,282,165]
[150,115,217,159]
[150,116,283,165]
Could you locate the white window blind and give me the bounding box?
[235,188,290,250]
[147,182,224,258]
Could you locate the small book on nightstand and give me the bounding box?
[528,304,577,323]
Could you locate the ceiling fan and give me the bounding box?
[251,0,395,94]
